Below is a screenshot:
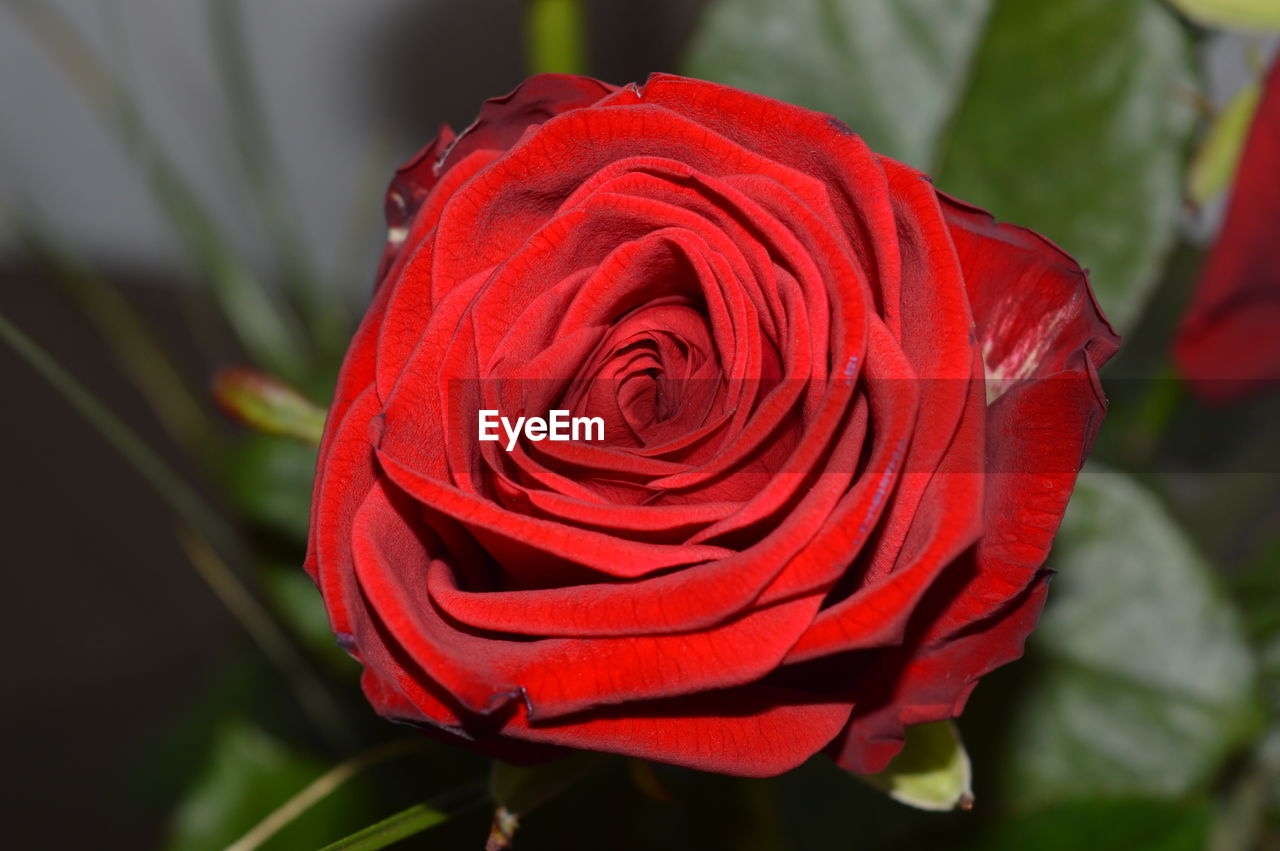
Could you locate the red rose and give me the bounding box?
[1175,58,1280,404]
[305,73,1118,777]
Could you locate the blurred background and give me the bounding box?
[1,1,1278,849]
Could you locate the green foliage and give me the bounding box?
[259,564,357,677]
[686,0,992,169]
[862,721,973,812]
[937,0,1196,332]
[1000,469,1261,806]
[224,434,317,544]
[1168,0,1280,31]
[954,798,1212,851]
[687,0,1197,332]
[165,720,360,851]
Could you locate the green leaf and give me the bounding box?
[260,564,357,677]
[1001,469,1260,807]
[685,0,993,169]
[166,720,356,851]
[224,434,317,543]
[861,721,973,812]
[687,0,1198,332]
[318,782,487,851]
[1188,80,1262,206]
[956,798,1212,851]
[1167,0,1280,31]
[936,0,1196,331]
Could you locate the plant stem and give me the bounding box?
[319,782,488,851]
[0,310,236,556]
[180,531,355,752]
[0,310,352,750]
[227,738,432,851]
[525,0,587,76]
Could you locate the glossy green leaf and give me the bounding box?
[861,721,973,811]
[1002,469,1260,807]
[685,0,993,168]
[955,798,1212,851]
[937,0,1196,331]
[166,720,354,851]
[1168,0,1280,31]
[687,0,1197,332]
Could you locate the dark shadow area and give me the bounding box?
[0,266,242,847]
[361,0,712,153]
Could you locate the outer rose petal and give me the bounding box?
[940,193,1118,634]
[1175,58,1280,403]
[821,197,1117,773]
[437,74,618,175]
[378,125,455,283]
[829,571,1050,773]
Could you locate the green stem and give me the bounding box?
[0,310,236,556]
[525,0,587,76]
[227,738,432,851]
[180,532,355,753]
[0,311,352,751]
[319,782,488,851]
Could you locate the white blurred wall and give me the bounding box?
[0,1,1273,287]
[0,0,525,288]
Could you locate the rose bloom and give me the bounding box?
[306,74,1118,777]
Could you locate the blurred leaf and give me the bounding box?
[260,564,357,677]
[688,0,1197,332]
[225,434,317,543]
[526,0,587,76]
[862,721,973,812]
[1001,469,1260,807]
[166,720,357,851]
[1168,0,1280,31]
[937,0,1197,332]
[214,367,327,445]
[685,0,993,168]
[226,739,431,851]
[180,532,355,752]
[319,782,487,851]
[955,798,1212,851]
[1188,79,1262,206]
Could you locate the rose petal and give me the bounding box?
[1175,58,1280,403]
